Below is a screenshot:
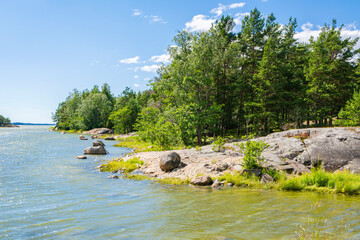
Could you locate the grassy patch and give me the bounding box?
[123,174,190,185]
[217,173,275,189]
[279,169,360,195]
[156,177,190,185]
[100,157,144,173]
[114,136,183,152]
[217,169,360,195]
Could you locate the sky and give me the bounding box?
[0,0,360,123]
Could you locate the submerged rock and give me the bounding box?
[79,135,88,140]
[160,152,181,172]
[76,155,87,159]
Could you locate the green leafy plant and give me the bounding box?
[195,145,202,151]
[212,136,225,152]
[239,140,269,169]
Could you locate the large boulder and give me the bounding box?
[84,140,107,155]
[160,152,181,171]
[190,176,213,186]
[84,146,107,155]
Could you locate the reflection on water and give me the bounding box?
[0,126,360,239]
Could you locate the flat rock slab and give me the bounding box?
[77,155,87,159]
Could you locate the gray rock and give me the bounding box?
[84,145,107,155]
[93,140,105,147]
[260,128,360,173]
[79,135,88,140]
[104,137,115,140]
[261,173,274,184]
[227,182,234,187]
[190,176,213,186]
[231,164,242,172]
[160,152,181,172]
[108,175,119,179]
[76,155,87,159]
[211,179,223,188]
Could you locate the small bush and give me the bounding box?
[279,178,304,191]
[212,137,225,152]
[238,140,269,169]
[195,145,202,151]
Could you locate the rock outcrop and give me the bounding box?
[120,127,360,181]
[260,128,360,173]
[84,140,107,155]
[83,128,113,135]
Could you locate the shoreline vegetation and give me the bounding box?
[0,115,18,128]
[52,8,360,196]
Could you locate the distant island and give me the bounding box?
[0,115,18,127]
[12,122,55,126]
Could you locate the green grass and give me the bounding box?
[113,136,183,152]
[217,173,275,189]
[279,169,360,195]
[216,169,360,195]
[123,174,190,185]
[100,157,144,173]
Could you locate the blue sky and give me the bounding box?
[1,0,359,123]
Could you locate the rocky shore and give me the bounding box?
[121,127,360,182]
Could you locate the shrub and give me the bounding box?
[238,140,269,169]
[212,137,225,152]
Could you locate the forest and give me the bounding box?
[53,8,360,147]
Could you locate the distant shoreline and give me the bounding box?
[12,122,55,126]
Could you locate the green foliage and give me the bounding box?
[212,137,225,152]
[100,157,144,173]
[54,9,360,148]
[239,140,269,169]
[337,90,360,126]
[195,145,202,151]
[77,93,113,130]
[279,169,360,195]
[217,173,270,189]
[0,115,11,126]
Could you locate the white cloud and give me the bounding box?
[185,15,216,32]
[211,2,246,17]
[144,77,151,81]
[134,75,139,79]
[295,22,360,50]
[149,53,170,64]
[132,9,166,24]
[147,15,167,24]
[119,56,140,64]
[229,3,246,9]
[234,12,250,25]
[140,64,161,72]
[133,9,142,16]
[133,83,140,88]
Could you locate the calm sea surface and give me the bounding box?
[1,126,360,239]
